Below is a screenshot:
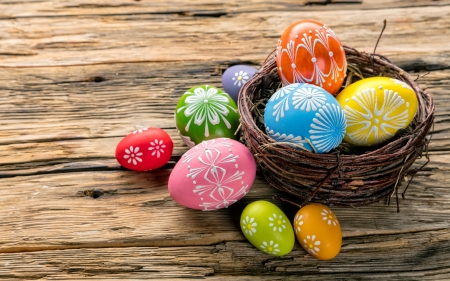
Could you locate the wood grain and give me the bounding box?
[0,156,448,242]
[1,232,450,280]
[2,0,449,19]
[0,0,449,279]
[0,167,449,278]
[0,4,449,67]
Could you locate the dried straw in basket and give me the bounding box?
[238,46,434,210]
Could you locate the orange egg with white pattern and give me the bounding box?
[276,19,347,96]
[294,203,342,260]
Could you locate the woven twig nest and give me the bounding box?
[238,46,434,208]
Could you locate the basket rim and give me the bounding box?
[238,45,434,160]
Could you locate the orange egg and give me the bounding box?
[276,20,347,95]
[294,203,342,260]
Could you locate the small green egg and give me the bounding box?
[175,85,240,146]
[240,200,295,256]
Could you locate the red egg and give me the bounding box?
[115,127,173,171]
[276,19,347,95]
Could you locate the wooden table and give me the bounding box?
[1,0,449,280]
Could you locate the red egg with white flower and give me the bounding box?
[276,19,347,95]
[115,127,173,171]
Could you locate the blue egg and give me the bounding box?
[222,65,258,103]
[264,83,346,153]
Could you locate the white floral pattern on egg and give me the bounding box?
[336,77,418,146]
[264,83,346,153]
[222,65,258,102]
[115,127,173,171]
[240,200,295,257]
[294,203,342,260]
[276,20,347,95]
[168,138,256,211]
[175,85,240,147]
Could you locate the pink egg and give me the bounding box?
[168,138,256,211]
[115,127,173,171]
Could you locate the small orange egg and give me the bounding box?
[294,203,342,260]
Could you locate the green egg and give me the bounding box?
[240,200,295,256]
[175,85,240,146]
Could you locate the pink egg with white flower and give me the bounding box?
[168,138,256,211]
[115,127,173,171]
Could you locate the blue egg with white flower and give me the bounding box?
[264,83,346,153]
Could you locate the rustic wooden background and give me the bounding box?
[0,0,449,280]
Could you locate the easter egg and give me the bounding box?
[294,203,342,260]
[240,200,295,256]
[264,83,346,153]
[335,77,419,146]
[168,138,256,211]
[222,65,258,103]
[276,19,347,95]
[175,85,240,147]
[115,127,173,171]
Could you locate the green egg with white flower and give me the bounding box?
[240,200,295,256]
[175,85,240,147]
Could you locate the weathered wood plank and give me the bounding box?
[0,161,449,278]
[0,63,446,146]
[0,133,183,176]
[0,155,448,252]
[0,67,446,176]
[0,5,449,67]
[0,0,448,279]
[0,230,449,280]
[1,0,449,19]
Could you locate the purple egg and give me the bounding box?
[222,65,258,102]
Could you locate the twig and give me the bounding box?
[273,195,302,208]
[372,19,387,69]
[415,72,431,82]
[301,166,339,207]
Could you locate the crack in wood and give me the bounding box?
[0,240,232,254]
[398,60,450,72]
[305,0,362,5]
[0,52,37,56]
[63,3,137,9]
[178,11,228,18]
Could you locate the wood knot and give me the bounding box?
[87,76,107,83]
[79,189,104,199]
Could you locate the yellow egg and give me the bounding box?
[294,203,342,260]
[335,77,418,146]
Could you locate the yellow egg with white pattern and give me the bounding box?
[336,77,418,146]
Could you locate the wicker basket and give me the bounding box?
[238,46,434,209]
